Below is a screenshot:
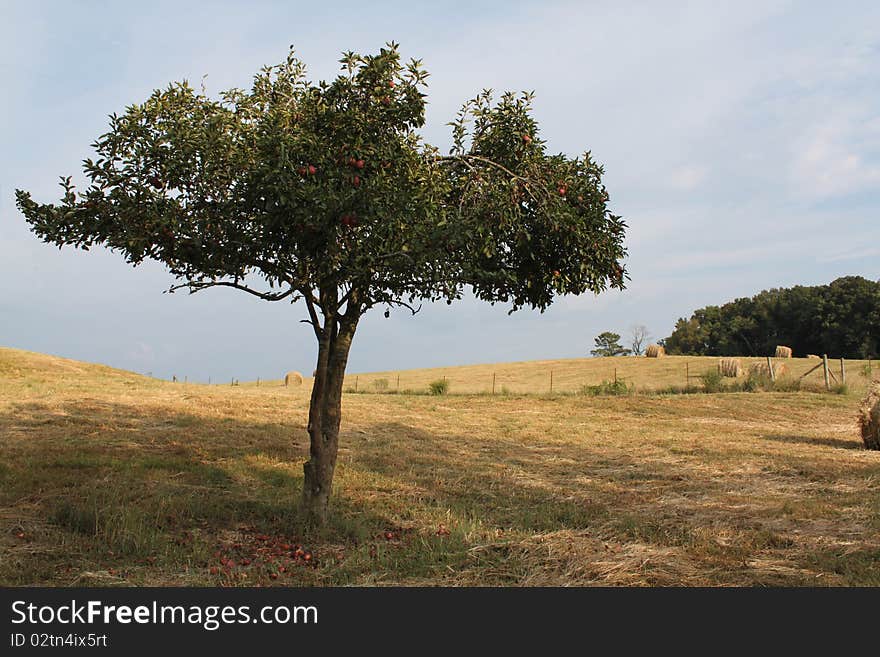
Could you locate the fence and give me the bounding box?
[158,356,874,395]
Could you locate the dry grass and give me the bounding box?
[2,346,880,587]
[338,354,872,395]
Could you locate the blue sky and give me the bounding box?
[1,1,878,381]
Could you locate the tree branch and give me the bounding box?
[435,153,548,203]
[388,298,422,316]
[302,290,323,341]
[169,280,297,302]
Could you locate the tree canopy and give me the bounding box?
[663,276,880,359]
[591,331,631,357]
[16,44,627,321]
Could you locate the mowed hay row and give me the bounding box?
[749,361,789,379]
[859,383,880,450]
[284,371,303,387]
[718,358,743,378]
[775,345,793,359]
[645,344,665,358]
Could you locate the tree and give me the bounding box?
[591,331,631,357]
[663,276,880,358]
[629,324,650,356]
[15,44,628,524]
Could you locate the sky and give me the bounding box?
[1,0,878,382]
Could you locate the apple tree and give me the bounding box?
[15,44,628,524]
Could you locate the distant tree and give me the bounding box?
[630,324,651,356]
[591,331,631,357]
[663,276,880,358]
[15,44,628,525]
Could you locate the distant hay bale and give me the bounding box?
[859,383,880,450]
[749,361,789,379]
[284,371,303,387]
[645,344,665,358]
[807,354,820,359]
[718,358,743,378]
[774,345,792,359]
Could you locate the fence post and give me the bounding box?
[492,372,496,395]
[355,376,358,393]
[550,370,553,393]
[685,362,689,386]
[614,368,617,384]
[208,377,211,385]
[823,354,830,390]
[840,358,846,386]
[396,374,400,392]
[766,356,775,382]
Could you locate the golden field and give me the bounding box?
[1,346,879,586]
[336,353,868,394]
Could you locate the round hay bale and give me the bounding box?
[859,383,880,450]
[749,361,788,379]
[774,345,792,359]
[284,371,303,387]
[806,354,821,359]
[718,357,743,378]
[645,344,665,358]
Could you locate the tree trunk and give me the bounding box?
[300,312,358,526]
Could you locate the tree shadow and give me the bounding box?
[0,399,650,541]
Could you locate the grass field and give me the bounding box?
[1,346,879,586]
[336,354,872,395]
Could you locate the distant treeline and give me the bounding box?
[663,276,880,359]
